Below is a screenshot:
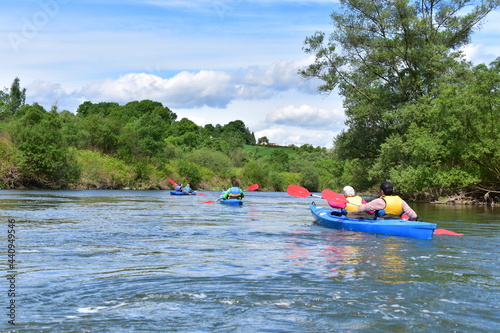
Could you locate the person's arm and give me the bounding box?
[361,198,375,215]
[240,189,244,198]
[328,201,346,209]
[221,189,229,199]
[357,198,386,212]
[402,201,417,220]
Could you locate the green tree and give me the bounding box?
[300,166,320,192]
[301,0,499,159]
[242,160,269,188]
[178,160,202,188]
[300,0,499,196]
[11,104,80,187]
[82,114,122,154]
[134,113,167,158]
[369,59,500,198]
[187,148,231,177]
[76,101,120,118]
[0,77,26,117]
[258,136,269,144]
[267,149,289,172]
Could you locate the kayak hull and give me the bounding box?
[170,191,197,195]
[310,203,436,240]
[220,198,243,205]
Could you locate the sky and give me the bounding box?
[1,0,499,148]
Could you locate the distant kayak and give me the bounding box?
[310,203,436,239]
[220,198,243,205]
[170,191,197,196]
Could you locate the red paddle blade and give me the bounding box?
[203,200,215,204]
[247,184,259,191]
[287,185,311,198]
[434,228,463,236]
[197,192,205,196]
[168,179,178,186]
[321,189,348,204]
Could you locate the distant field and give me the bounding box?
[243,144,299,159]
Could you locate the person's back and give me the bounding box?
[222,181,244,199]
[357,181,418,220]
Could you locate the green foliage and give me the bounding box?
[0,77,26,117]
[267,171,287,191]
[82,114,122,154]
[301,0,499,199]
[300,166,320,192]
[11,104,80,188]
[266,149,289,172]
[187,148,231,177]
[76,149,133,189]
[178,160,202,188]
[242,160,269,188]
[134,113,167,157]
[228,148,248,168]
[280,172,301,189]
[76,101,120,118]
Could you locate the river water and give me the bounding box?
[0,190,498,332]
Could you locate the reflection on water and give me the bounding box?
[0,190,498,332]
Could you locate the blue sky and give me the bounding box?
[2,0,499,147]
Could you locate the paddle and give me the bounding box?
[434,228,463,236]
[204,184,259,203]
[203,199,220,204]
[287,185,329,199]
[247,184,259,191]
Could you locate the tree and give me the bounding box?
[301,0,499,157]
[76,101,119,118]
[178,160,202,188]
[11,104,80,187]
[134,113,167,158]
[0,77,26,117]
[300,0,499,194]
[258,136,269,144]
[267,149,289,172]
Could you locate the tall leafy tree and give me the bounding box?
[301,0,499,159]
[0,77,26,117]
[11,104,80,187]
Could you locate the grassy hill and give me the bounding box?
[243,144,299,159]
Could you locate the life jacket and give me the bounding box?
[175,185,182,191]
[379,195,403,217]
[227,187,242,199]
[345,196,363,212]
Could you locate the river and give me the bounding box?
[0,190,498,332]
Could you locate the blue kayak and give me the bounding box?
[310,203,436,239]
[170,191,197,196]
[220,198,243,205]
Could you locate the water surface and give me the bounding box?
[1,190,498,332]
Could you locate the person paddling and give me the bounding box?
[357,181,418,220]
[221,181,244,200]
[328,186,373,217]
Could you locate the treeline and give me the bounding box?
[300,0,500,202]
[0,79,331,191]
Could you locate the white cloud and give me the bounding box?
[254,124,337,148]
[24,58,321,111]
[74,71,234,108]
[266,104,344,130]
